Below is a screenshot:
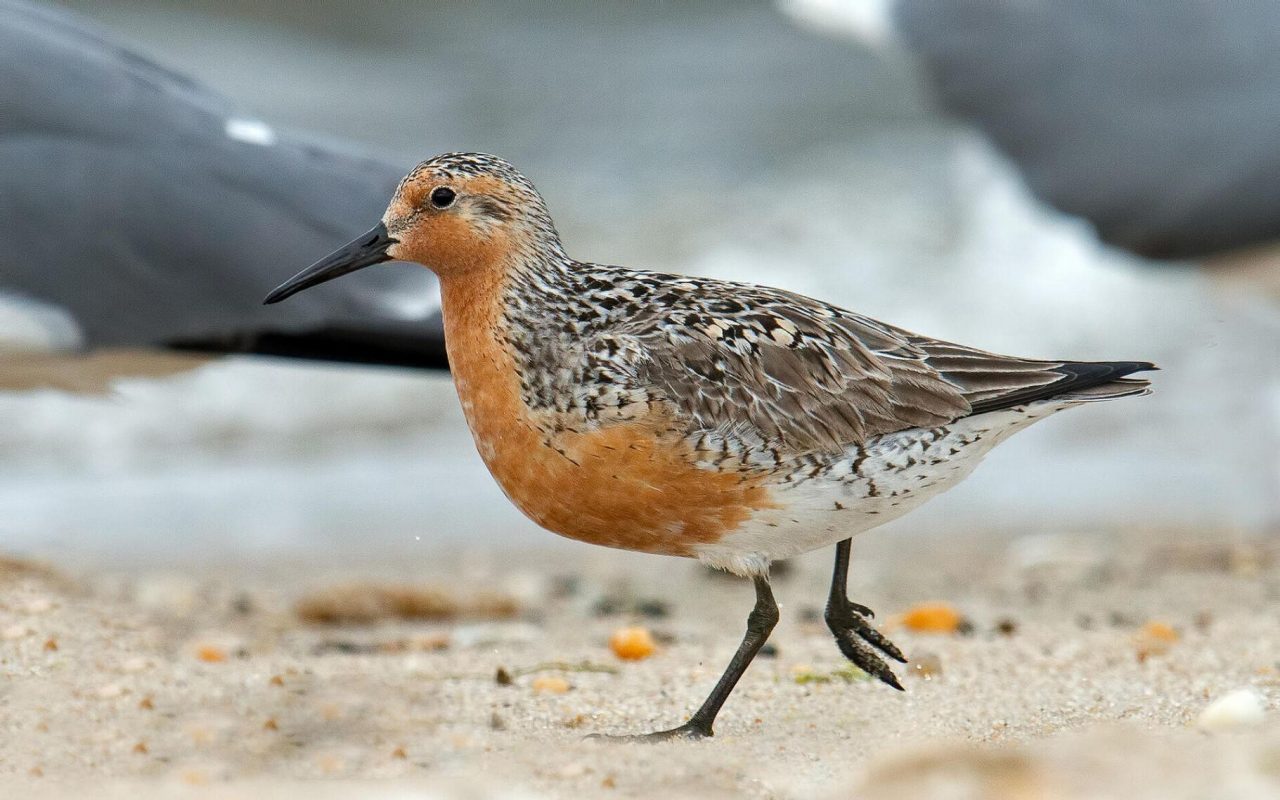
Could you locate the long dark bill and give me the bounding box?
[263,223,397,304]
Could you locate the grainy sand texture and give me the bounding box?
[3,527,1279,799]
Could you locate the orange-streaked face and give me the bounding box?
[384,170,529,277]
[263,153,556,306]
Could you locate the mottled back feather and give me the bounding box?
[502,262,1153,462]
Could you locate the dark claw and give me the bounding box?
[832,629,904,690]
[825,601,907,663]
[849,601,875,619]
[846,615,907,663]
[825,597,908,689]
[586,719,712,743]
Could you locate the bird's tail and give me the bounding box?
[1053,376,1152,403]
[965,360,1157,415]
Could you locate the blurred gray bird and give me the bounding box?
[0,0,446,388]
[894,0,1280,260]
[787,0,1280,261]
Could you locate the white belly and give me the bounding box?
[692,402,1069,575]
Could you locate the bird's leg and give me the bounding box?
[825,538,906,690]
[591,574,778,742]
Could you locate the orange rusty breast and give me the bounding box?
[439,272,777,557]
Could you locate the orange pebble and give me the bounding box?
[1135,620,1180,661]
[609,626,657,660]
[900,603,963,634]
[1139,621,1179,643]
[532,675,571,694]
[195,645,227,663]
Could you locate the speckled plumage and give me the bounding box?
[502,261,1144,461]
[266,151,1157,738]
[388,152,1155,575]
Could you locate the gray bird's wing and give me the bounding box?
[0,0,444,370]
[895,0,1280,259]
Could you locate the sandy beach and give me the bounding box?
[4,525,1278,799]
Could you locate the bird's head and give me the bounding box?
[265,152,560,304]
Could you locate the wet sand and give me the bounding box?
[3,526,1278,799]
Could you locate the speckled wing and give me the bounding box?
[601,282,967,454]
[592,279,1147,457]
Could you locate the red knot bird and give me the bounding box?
[265,152,1155,741]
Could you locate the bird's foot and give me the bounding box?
[825,599,907,691]
[846,599,876,618]
[586,718,712,743]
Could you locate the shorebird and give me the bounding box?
[265,152,1154,740]
[0,0,444,391]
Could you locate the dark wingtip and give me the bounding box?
[967,359,1158,416]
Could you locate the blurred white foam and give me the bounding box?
[224,117,277,146]
[778,0,903,51]
[0,293,83,353]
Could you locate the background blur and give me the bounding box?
[2,0,1277,566]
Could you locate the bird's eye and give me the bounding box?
[429,186,456,209]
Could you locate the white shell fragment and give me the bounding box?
[1197,688,1266,732]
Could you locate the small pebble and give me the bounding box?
[1134,621,1179,661]
[609,627,657,661]
[911,652,943,679]
[532,676,571,694]
[900,603,964,634]
[548,574,581,599]
[635,599,670,619]
[592,597,669,618]
[592,597,624,617]
[3,624,30,640]
[1198,688,1266,732]
[797,606,823,623]
[195,645,227,663]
